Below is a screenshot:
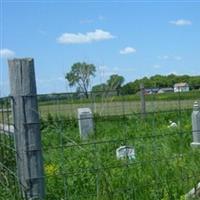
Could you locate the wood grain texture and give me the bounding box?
[8,58,45,199]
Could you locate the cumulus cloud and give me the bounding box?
[57,29,115,44]
[120,47,136,55]
[169,19,192,26]
[0,49,15,58]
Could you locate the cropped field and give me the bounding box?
[38,90,200,118]
[39,99,197,119]
[1,90,199,122]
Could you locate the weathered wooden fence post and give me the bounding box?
[140,83,146,118]
[191,101,200,148]
[8,58,45,199]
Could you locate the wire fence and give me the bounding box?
[38,88,200,118]
[1,87,200,199]
[0,97,22,199]
[39,88,200,199]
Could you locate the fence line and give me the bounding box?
[0,96,22,199]
[0,58,200,199]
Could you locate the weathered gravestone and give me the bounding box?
[116,145,135,160]
[191,101,200,148]
[78,108,94,140]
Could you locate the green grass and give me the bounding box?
[1,92,200,199]
[37,90,200,119]
[1,90,199,122]
[41,111,200,200]
[38,89,200,106]
[38,98,199,119]
[0,135,22,200]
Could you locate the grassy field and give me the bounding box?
[38,90,200,106]
[38,90,200,118]
[1,91,200,200]
[39,98,198,119]
[2,98,196,123]
[40,110,200,200]
[1,90,199,122]
[0,133,21,200]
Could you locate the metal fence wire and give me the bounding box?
[39,88,200,200]
[1,87,200,200]
[0,97,22,199]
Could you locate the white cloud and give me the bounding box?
[169,19,192,26]
[120,47,136,55]
[57,29,115,44]
[0,49,15,58]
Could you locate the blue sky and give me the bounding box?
[0,1,200,96]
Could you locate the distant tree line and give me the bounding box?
[65,62,200,98]
[92,74,125,95]
[92,74,200,95]
[121,74,200,95]
[65,62,125,98]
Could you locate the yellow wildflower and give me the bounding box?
[45,164,58,175]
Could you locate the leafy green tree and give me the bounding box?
[121,74,200,95]
[188,76,200,89]
[92,83,107,92]
[121,82,135,95]
[107,74,125,94]
[65,62,96,98]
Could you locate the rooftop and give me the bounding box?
[174,82,189,87]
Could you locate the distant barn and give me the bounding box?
[144,88,159,95]
[174,82,189,92]
[157,87,174,93]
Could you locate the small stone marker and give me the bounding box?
[191,101,200,148]
[168,120,177,128]
[78,108,94,140]
[116,145,135,160]
[185,182,200,199]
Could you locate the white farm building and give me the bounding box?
[174,82,189,92]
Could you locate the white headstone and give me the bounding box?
[116,146,135,160]
[78,108,94,140]
[191,101,200,148]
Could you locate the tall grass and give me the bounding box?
[42,110,200,200]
